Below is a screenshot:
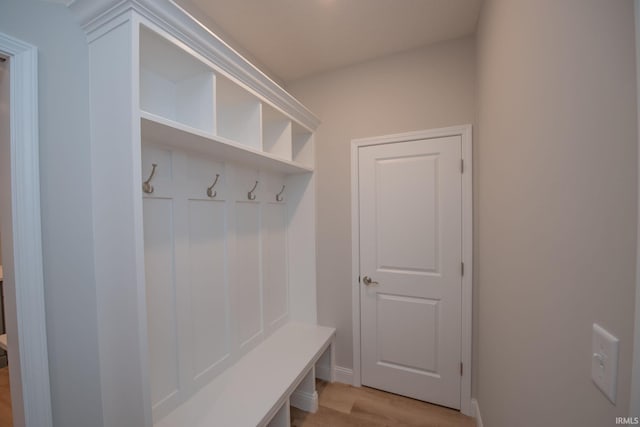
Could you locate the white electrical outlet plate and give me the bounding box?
[592,323,619,403]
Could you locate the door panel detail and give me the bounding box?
[376,155,439,274]
[376,294,439,374]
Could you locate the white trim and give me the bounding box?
[460,126,473,416]
[350,125,473,416]
[333,366,354,385]
[68,0,320,132]
[289,390,319,413]
[631,0,640,417]
[471,399,483,427]
[350,139,361,388]
[0,32,54,427]
[41,0,76,6]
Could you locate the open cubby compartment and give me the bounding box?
[139,26,215,134]
[216,75,262,150]
[266,399,290,427]
[314,344,333,382]
[262,103,292,161]
[290,367,318,413]
[292,122,314,168]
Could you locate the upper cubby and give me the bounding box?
[216,76,262,150]
[292,123,314,169]
[262,104,292,161]
[139,27,215,134]
[138,24,315,174]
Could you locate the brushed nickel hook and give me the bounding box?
[248,180,259,200]
[143,163,157,194]
[276,185,285,202]
[207,174,220,198]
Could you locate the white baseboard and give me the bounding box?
[471,398,483,427]
[334,366,354,384]
[290,390,318,413]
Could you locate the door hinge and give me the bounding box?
[460,362,463,376]
[358,276,361,283]
[461,262,464,276]
[460,159,464,173]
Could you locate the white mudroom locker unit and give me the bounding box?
[82,1,335,426]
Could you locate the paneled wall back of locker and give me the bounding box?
[141,144,288,416]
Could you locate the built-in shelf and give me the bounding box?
[138,23,314,175]
[292,123,314,169]
[216,75,262,150]
[140,27,215,133]
[87,6,321,426]
[262,104,292,161]
[140,111,313,175]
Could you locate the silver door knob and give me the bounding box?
[362,276,379,286]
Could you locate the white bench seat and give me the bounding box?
[155,322,335,427]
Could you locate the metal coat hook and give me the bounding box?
[143,163,157,194]
[207,174,220,198]
[248,181,259,200]
[276,185,285,202]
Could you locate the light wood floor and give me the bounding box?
[0,372,475,427]
[0,367,11,427]
[291,380,475,427]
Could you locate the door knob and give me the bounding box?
[362,276,379,286]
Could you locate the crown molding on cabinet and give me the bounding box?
[40,0,77,6]
[68,0,321,132]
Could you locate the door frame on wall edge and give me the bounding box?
[0,31,53,427]
[350,124,473,416]
[631,0,640,418]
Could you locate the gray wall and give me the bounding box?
[476,0,637,425]
[286,36,476,370]
[0,1,103,426]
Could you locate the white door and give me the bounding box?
[359,136,462,409]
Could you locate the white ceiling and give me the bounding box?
[175,0,483,83]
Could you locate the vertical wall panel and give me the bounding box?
[141,155,301,414]
[140,146,174,201]
[143,197,179,408]
[188,200,229,379]
[234,201,263,350]
[262,203,288,330]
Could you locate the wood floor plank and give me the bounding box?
[0,367,12,427]
[316,381,357,414]
[292,380,475,427]
[350,395,474,427]
[292,406,387,427]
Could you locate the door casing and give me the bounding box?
[0,31,53,427]
[350,125,473,416]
